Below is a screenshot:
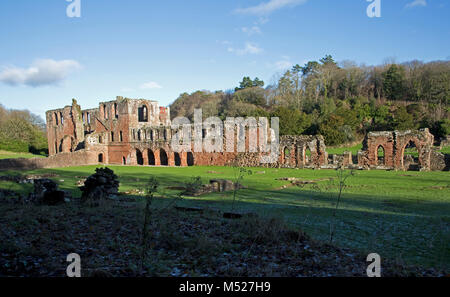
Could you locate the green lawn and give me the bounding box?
[0,150,46,160]
[326,144,363,155]
[440,146,450,155]
[1,165,449,270]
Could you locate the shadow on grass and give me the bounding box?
[0,165,449,269]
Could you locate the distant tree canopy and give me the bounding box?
[170,56,450,146]
[235,77,264,91]
[0,104,47,154]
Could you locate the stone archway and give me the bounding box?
[160,149,168,166]
[303,147,312,166]
[148,149,155,165]
[187,152,194,166]
[283,147,290,165]
[376,145,385,166]
[174,152,181,166]
[401,140,420,170]
[61,136,74,153]
[136,149,144,165]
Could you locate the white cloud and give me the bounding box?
[242,26,262,35]
[274,60,292,70]
[267,56,292,71]
[0,59,81,87]
[406,0,427,8]
[228,42,263,56]
[140,81,162,89]
[235,0,308,15]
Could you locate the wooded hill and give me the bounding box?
[170,57,450,145]
[0,104,47,155]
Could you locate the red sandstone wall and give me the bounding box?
[0,150,98,170]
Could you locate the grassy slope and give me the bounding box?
[0,150,46,160]
[1,165,449,269]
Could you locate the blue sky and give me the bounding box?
[0,0,449,119]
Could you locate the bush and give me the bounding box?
[431,119,450,139]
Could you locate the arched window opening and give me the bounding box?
[111,132,115,142]
[174,153,181,166]
[304,148,312,165]
[284,147,290,164]
[120,131,123,142]
[148,150,155,165]
[160,149,168,166]
[137,130,142,141]
[123,156,127,165]
[114,103,118,118]
[138,105,148,122]
[377,145,385,166]
[103,104,108,119]
[136,150,144,165]
[187,152,194,166]
[60,112,64,125]
[54,113,59,125]
[99,136,103,143]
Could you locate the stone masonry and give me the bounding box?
[0,97,446,171]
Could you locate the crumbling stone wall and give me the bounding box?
[42,98,329,169]
[430,150,450,171]
[0,150,98,170]
[278,135,327,168]
[39,98,447,171]
[358,129,434,171]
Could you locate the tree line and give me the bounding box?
[0,104,48,154]
[170,56,449,145]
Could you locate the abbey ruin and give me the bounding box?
[0,97,447,171]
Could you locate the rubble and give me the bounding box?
[80,167,120,202]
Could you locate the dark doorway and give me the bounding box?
[136,150,144,165]
[160,149,168,166]
[123,157,126,165]
[98,154,104,163]
[174,152,181,166]
[148,150,155,165]
[187,152,194,166]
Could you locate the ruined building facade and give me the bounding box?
[43,97,330,169]
[0,97,441,171]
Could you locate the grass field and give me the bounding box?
[1,165,449,270]
[325,144,363,155]
[0,150,46,160]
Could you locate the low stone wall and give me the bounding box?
[0,150,98,171]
